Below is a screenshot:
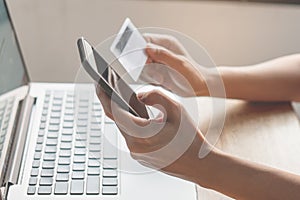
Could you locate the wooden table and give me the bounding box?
[192,98,300,199]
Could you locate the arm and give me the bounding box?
[143,34,300,101]
[196,149,300,200]
[96,86,300,200]
[214,54,300,101]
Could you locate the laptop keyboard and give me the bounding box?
[27,90,119,195]
[0,97,15,158]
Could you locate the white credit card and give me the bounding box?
[110,18,147,81]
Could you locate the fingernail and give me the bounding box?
[146,45,155,54]
[137,92,147,102]
[154,115,164,123]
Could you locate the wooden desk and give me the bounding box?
[193,98,300,200]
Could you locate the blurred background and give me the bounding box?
[6,0,300,82]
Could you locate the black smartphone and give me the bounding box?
[77,37,149,119]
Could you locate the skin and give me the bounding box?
[96,33,300,200]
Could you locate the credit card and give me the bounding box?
[110,18,147,81]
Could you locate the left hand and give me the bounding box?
[95,84,211,183]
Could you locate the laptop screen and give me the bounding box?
[0,0,28,96]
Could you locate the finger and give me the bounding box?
[137,90,179,122]
[143,33,172,49]
[144,33,192,59]
[109,98,165,141]
[145,44,185,74]
[94,83,114,120]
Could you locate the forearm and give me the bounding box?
[210,54,300,101]
[197,149,300,200]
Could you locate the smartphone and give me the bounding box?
[77,37,149,119]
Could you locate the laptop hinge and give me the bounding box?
[2,95,35,199]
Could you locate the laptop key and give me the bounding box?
[86,176,100,195]
[87,167,100,175]
[89,144,101,152]
[73,155,86,163]
[88,159,100,167]
[72,163,85,171]
[42,161,55,169]
[41,169,54,177]
[47,132,58,139]
[43,153,56,161]
[31,168,39,177]
[38,130,45,136]
[102,186,118,195]
[57,165,70,173]
[74,148,86,155]
[56,173,69,182]
[103,170,117,178]
[75,134,87,141]
[76,120,87,127]
[50,112,60,118]
[90,124,101,131]
[48,125,60,132]
[62,128,73,135]
[70,180,84,195]
[32,160,40,168]
[44,146,57,153]
[29,177,37,185]
[64,115,74,122]
[89,137,101,144]
[36,136,44,144]
[59,150,71,157]
[54,182,68,195]
[102,178,118,186]
[27,186,36,195]
[89,131,101,137]
[35,144,43,152]
[49,118,60,125]
[46,138,58,146]
[34,152,42,160]
[38,186,52,195]
[72,171,85,179]
[52,106,62,112]
[58,157,71,165]
[75,141,86,148]
[76,127,87,134]
[63,122,73,128]
[61,135,72,142]
[88,151,101,159]
[39,177,53,186]
[60,142,72,150]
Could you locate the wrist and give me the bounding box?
[193,146,223,189]
[196,67,225,97]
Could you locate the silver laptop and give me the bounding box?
[0,0,197,199]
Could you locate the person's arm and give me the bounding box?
[143,34,300,101]
[214,54,300,102]
[196,149,300,200]
[96,86,300,200]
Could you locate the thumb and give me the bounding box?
[137,90,179,122]
[145,44,183,71]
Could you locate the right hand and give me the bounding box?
[95,84,212,184]
[140,34,210,97]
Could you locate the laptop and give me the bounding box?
[0,0,197,199]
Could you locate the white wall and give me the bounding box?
[7,0,300,82]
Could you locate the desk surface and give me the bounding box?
[194,99,300,200]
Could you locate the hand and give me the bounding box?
[140,34,210,97]
[95,84,211,183]
[143,33,192,59]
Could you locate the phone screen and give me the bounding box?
[78,38,149,119]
